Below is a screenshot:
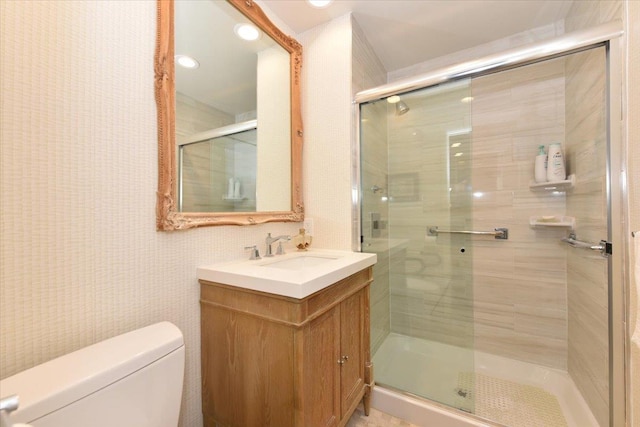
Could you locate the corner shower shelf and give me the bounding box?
[529,216,575,229]
[528,174,575,192]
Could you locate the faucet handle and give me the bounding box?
[276,241,285,255]
[244,245,261,260]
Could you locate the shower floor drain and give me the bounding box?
[455,372,568,427]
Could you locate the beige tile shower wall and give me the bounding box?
[0,2,302,427]
[353,16,388,244]
[352,16,389,353]
[351,17,387,96]
[176,93,234,142]
[388,22,565,81]
[360,101,391,354]
[470,59,568,369]
[385,62,570,367]
[180,142,230,212]
[386,84,476,349]
[563,2,623,426]
[564,47,610,427]
[176,94,235,212]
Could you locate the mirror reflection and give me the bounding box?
[179,121,257,212]
[156,0,303,229]
[175,0,291,213]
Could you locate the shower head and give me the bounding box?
[396,100,410,115]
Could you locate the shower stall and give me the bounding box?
[355,23,625,427]
[178,121,257,212]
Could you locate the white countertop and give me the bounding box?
[197,249,377,299]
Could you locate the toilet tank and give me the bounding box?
[0,322,185,427]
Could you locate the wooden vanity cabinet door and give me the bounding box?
[200,268,373,427]
[200,305,296,427]
[339,288,366,419]
[303,305,341,427]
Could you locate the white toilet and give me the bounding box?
[0,322,185,427]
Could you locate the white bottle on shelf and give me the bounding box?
[227,178,234,198]
[234,179,241,199]
[534,145,547,183]
[546,142,566,182]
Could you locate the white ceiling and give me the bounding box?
[176,1,280,115]
[260,0,574,72]
[175,0,574,118]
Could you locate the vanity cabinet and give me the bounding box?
[200,267,373,427]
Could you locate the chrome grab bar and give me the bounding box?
[561,233,610,257]
[427,226,508,240]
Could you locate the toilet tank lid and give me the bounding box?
[0,321,184,423]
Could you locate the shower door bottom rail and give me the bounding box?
[427,226,509,240]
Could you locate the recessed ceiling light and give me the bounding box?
[387,95,400,104]
[175,55,199,69]
[461,96,474,103]
[234,23,261,41]
[451,142,462,148]
[454,152,463,157]
[307,0,333,8]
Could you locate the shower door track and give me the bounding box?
[354,21,622,104]
[352,19,626,427]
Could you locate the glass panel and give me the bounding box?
[179,128,257,212]
[563,46,610,427]
[360,79,475,411]
[359,45,609,426]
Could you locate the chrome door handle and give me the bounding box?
[428,226,508,240]
[561,233,611,257]
[1,394,20,427]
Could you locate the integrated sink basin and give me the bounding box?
[197,249,377,299]
[260,255,338,270]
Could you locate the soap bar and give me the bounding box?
[538,216,558,223]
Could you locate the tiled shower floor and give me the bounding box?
[370,333,599,427]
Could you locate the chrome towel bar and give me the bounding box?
[427,226,508,240]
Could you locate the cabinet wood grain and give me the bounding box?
[200,267,373,427]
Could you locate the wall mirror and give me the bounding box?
[155,0,304,230]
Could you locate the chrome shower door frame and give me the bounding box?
[352,21,627,427]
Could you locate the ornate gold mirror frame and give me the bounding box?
[155,0,304,230]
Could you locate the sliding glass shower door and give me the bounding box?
[360,79,476,411]
[359,44,614,426]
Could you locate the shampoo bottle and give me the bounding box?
[227,178,234,198]
[534,145,547,183]
[546,142,566,182]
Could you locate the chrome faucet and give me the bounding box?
[244,245,261,260]
[265,233,290,257]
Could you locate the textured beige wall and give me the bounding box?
[298,14,354,250]
[0,2,301,426]
[2,0,636,426]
